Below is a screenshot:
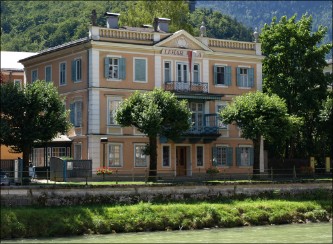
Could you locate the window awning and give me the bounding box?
[175,93,223,101]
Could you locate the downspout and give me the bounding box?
[87,48,90,159]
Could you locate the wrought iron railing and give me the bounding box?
[164,81,208,93]
[187,114,219,135]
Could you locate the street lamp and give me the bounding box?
[100,137,108,180]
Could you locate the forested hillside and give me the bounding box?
[1,1,332,53]
[197,0,332,45]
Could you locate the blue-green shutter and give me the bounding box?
[70,103,75,125]
[45,67,51,82]
[225,66,232,86]
[213,65,217,84]
[236,67,241,87]
[248,68,254,87]
[135,59,146,81]
[77,101,82,127]
[71,60,76,81]
[119,58,126,80]
[104,57,110,78]
[249,148,254,166]
[226,147,233,166]
[236,147,241,166]
[212,147,217,167]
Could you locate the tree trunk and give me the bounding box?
[253,138,260,176]
[22,145,31,184]
[148,136,157,182]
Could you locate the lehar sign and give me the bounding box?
[161,49,203,58]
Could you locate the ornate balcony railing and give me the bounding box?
[164,81,208,93]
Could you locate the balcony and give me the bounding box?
[164,81,208,93]
[186,114,219,136]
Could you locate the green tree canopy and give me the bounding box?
[115,88,191,181]
[220,91,301,172]
[260,14,332,159]
[0,81,71,179]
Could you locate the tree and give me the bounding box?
[115,88,191,181]
[220,91,301,173]
[260,14,332,159]
[0,80,71,180]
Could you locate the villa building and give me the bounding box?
[19,14,264,177]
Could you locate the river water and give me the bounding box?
[2,222,332,243]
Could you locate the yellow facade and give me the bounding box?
[20,19,264,177]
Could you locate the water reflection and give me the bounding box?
[2,223,332,243]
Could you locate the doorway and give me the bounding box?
[176,146,189,176]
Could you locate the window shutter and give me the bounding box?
[71,60,76,81]
[119,58,126,80]
[104,57,110,78]
[236,147,241,166]
[249,148,254,166]
[70,103,75,125]
[213,65,217,84]
[236,67,241,87]
[135,59,146,81]
[212,147,217,167]
[225,66,232,86]
[77,101,83,127]
[248,68,254,87]
[226,147,233,166]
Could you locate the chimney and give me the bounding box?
[156,17,171,33]
[104,12,120,29]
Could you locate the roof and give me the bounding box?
[1,51,37,70]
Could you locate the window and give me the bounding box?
[14,79,21,87]
[33,148,45,167]
[217,104,227,129]
[108,143,122,167]
[59,62,66,85]
[212,146,233,166]
[237,67,254,87]
[72,59,82,82]
[45,66,52,82]
[70,100,83,127]
[164,61,171,82]
[177,63,188,82]
[193,64,200,83]
[134,144,148,167]
[52,147,67,158]
[236,147,254,166]
[134,58,147,82]
[104,57,126,80]
[213,65,231,85]
[107,97,121,125]
[162,145,170,167]
[190,102,204,133]
[32,69,38,82]
[74,143,82,160]
[196,146,204,167]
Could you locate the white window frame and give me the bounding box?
[216,102,228,129]
[14,79,22,87]
[108,143,123,167]
[31,69,38,82]
[107,96,122,126]
[106,56,121,80]
[133,57,148,83]
[193,63,200,83]
[70,99,83,127]
[237,145,253,166]
[73,58,82,82]
[74,143,82,160]
[52,147,67,158]
[162,144,171,168]
[164,61,172,82]
[214,144,230,167]
[134,143,148,167]
[196,145,204,167]
[45,65,52,82]
[176,62,189,82]
[59,62,67,86]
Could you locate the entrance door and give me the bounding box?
[176,146,187,176]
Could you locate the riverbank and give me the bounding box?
[1,188,331,239]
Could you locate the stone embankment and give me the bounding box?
[1,183,332,207]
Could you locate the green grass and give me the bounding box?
[1,190,331,239]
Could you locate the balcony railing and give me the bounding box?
[164,81,208,93]
[187,114,219,135]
